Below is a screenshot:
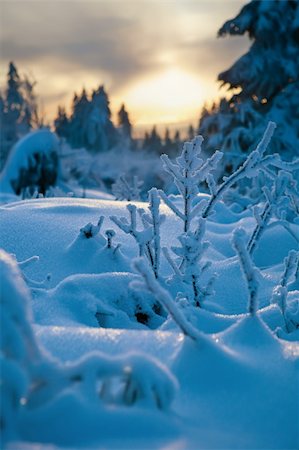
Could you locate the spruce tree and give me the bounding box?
[0,62,38,167]
[118,103,132,141]
[87,85,117,152]
[199,0,299,168]
[54,106,69,140]
[69,89,90,148]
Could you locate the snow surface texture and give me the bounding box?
[1,128,299,449]
[0,250,177,448]
[1,194,298,449]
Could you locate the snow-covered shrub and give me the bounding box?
[0,129,59,196]
[111,188,165,279]
[158,135,220,306]
[112,173,143,201]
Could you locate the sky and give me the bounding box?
[0,0,248,135]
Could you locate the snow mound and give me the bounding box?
[0,129,59,194]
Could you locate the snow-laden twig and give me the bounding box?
[202,121,276,218]
[232,228,260,316]
[13,253,51,288]
[247,171,294,254]
[271,250,299,332]
[138,188,165,278]
[110,204,153,257]
[132,257,204,342]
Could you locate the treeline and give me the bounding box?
[54,86,196,156]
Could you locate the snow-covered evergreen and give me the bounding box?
[199,0,299,168]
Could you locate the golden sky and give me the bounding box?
[0,0,248,134]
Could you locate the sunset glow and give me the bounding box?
[0,0,247,130]
[122,68,206,126]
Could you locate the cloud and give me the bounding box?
[0,0,249,120]
[0,1,163,92]
[176,35,250,82]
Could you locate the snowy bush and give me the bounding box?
[111,188,165,279]
[0,129,59,196]
[112,173,143,201]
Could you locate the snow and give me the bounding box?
[0,192,298,449]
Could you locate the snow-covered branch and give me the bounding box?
[202,121,277,218]
[232,228,260,316]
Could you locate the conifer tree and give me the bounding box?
[69,89,90,148]
[54,106,69,140]
[147,126,162,154]
[118,103,132,142]
[199,0,299,166]
[87,85,117,152]
[0,62,39,167]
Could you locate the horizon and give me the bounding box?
[0,0,248,134]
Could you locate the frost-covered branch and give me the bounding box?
[247,171,293,255]
[271,250,299,332]
[232,228,260,316]
[202,121,277,218]
[140,188,165,278]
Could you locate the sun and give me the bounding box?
[122,67,205,126]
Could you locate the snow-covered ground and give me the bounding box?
[1,193,298,449]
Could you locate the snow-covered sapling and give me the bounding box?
[111,189,165,278]
[232,228,261,316]
[159,135,223,232]
[80,216,104,239]
[271,250,299,332]
[158,135,219,305]
[112,173,143,201]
